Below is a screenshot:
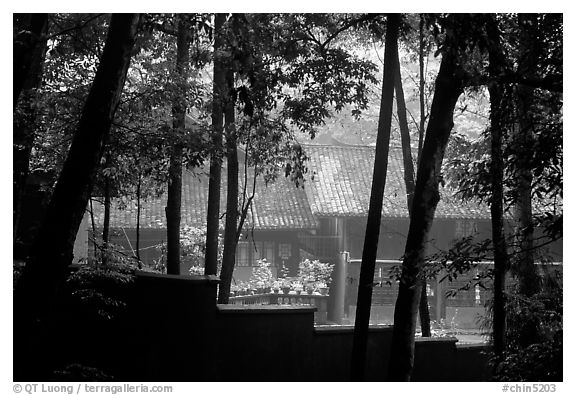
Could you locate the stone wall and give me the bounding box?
[56,271,490,381]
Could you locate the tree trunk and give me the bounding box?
[393,45,432,338]
[103,177,111,245]
[166,15,190,275]
[218,69,238,304]
[387,46,464,382]
[415,16,433,335]
[513,138,537,296]
[136,172,142,267]
[502,13,540,351]
[514,13,539,299]
[486,16,510,362]
[14,14,140,381]
[488,95,508,362]
[350,13,399,381]
[102,168,111,265]
[13,13,48,110]
[205,13,227,276]
[417,14,426,167]
[395,65,416,209]
[13,14,48,239]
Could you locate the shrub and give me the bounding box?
[66,249,137,320]
[492,333,562,381]
[249,259,273,289]
[297,259,334,290]
[487,268,563,381]
[152,225,223,275]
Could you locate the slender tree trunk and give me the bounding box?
[350,13,399,381]
[502,13,540,351]
[387,44,464,382]
[103,177,111,245]
[514,13,539,299]
[102,169,111,265]
[415,15,433,334]
[394,50,432,338]
[512,87,539,348]
[488,99,508,362]
[395,68,416,208]
[218,69,239,304]
[205,13,227,276]
[166,15,190,275]
[417,14,426,167]
[513,145,537,295]
[13,13,48,110]
[13,14,48,239]
[486,16,513,363]
[136,172,142,267]
[14,14,140,381]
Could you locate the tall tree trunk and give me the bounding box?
[387,44,464,382]
[488,99,508,362]
[14,14,140,381]
[394,49,432,338]
[415,15,433,335]
[205,13,227,276]
[13,14,48,239]
[350,13,399,381]
[136,171,142,267]
[166,15,190,275]
[218,69,238,304]
[13,13,48,110]
[514,13,539,299]
[102,168,111,265]
[486,16,510,362]
[103,177,111,245]
[417,14,426,167]
[503,13,540,352]
[513,131,537,296]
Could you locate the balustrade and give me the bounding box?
[229,291,329,324]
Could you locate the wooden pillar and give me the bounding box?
[337,217,348,252]
[436,274,445,320]
[328,251,348,324]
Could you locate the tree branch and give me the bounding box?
[47,14,106,40]
[320,14,380,52]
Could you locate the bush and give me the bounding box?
[492,333,562,381]
[153,226,223,275]
[488,268,563,381]
[66,252,137,320]
[249,259,273,289]
[297,259,334,291]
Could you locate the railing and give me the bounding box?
[347,258,563,310]
[347,259,492,308]
[229,292,329,324]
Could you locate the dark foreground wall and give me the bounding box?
[52,272,490,381]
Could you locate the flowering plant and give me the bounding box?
[249,259,273,290]
[279,277,293,289]
[297,259,334,290]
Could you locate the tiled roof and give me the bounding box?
[302,144,492,219]
[92,165,318,230]
[94,143,495,231]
